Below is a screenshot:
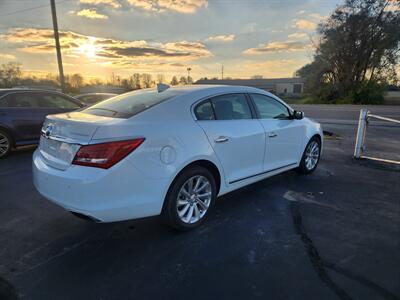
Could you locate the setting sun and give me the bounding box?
[77,38,99,59]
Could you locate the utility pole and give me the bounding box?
[187,67,192,83]
[221,65,224,80]
[50,0,65,93]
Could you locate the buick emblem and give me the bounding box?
[44,124,54,138]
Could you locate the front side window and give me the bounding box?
[251,94,290,119]
[37,93,81,109]
[210,93,252,120]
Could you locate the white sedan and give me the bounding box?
[33,85,322,230]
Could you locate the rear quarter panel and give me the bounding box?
[91,92,226,199]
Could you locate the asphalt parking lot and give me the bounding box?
[1,105,399,300]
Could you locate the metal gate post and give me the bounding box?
[354,109,369,158]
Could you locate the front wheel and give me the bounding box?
[162,166,216,231]
[0,129,12,159]
[296,137,321,174]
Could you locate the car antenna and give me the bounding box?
[157,83,170,93]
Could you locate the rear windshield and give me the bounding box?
[82,89,181,118]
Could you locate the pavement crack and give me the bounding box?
[324,262,400,300]
[288,192,400,300]
[289,200,353,300]
[284,190,341,210]
[12,231,100,278]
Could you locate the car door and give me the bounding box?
[0,92,46,143]
[35,92,82,116]
[249,93,305,171]
[1,91,82,144]
[194,93,266,185]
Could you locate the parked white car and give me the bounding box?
[33,85,323,230]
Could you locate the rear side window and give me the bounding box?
[210,93,252,120]
[36,93,81,109]
[82,89,181,118]
[0,93,39,108]
[195,100,215,120]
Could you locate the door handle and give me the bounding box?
[215,136,229,143]
[268,132,278,138]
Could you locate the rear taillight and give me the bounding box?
[72,138,145,169]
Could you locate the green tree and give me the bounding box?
[296,0,400,104]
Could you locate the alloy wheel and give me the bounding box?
[176,175,212,224]
[0,132,10,158]
[305,141,320,170]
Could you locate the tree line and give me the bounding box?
[0,62,195,94]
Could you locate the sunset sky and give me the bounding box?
[0,0,341,81]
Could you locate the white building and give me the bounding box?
[195,78,305,96]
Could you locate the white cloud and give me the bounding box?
[243,40,310,55]
[2,28,213,65]
[288,32,308,40]
[127,0,208,13]
[294,19,317,30]
[206,34,235,42]
[385,1,399,12]
[0,53,16,60]
[79,0,121,8]
[241,22,257,34]
[76,9,109,19]
[229,59,310,79]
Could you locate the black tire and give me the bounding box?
[296,136,321,174]
[0,129,12,159]
[162,166,217,231]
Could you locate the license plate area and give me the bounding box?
[39,136,81,169]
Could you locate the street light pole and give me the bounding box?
[50,0,65,93]
[187,67,192,84]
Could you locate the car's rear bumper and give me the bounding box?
[32,149,169,222]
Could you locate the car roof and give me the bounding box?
[160,84,279,101]
[76,93,117,97]
[153,84,272,96]
[0,88,64,96]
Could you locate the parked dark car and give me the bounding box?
[75,93,117,105]
[0,88,84,158]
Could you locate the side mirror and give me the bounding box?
[293,110,304,120]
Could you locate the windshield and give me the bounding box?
[82,89,181,118]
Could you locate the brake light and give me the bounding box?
[72,138,145,169]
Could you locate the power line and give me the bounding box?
[0,0,70,17]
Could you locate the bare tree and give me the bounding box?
[132,73,141,89]
[157,74,165,84]
[170,76,178,85]
[0,62,22,88]
[179,76,188,85]
[141,73,153,88]
[69,73,84,89]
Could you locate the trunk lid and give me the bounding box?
[39,111,122,170]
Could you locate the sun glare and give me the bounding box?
[78,38,99,59]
